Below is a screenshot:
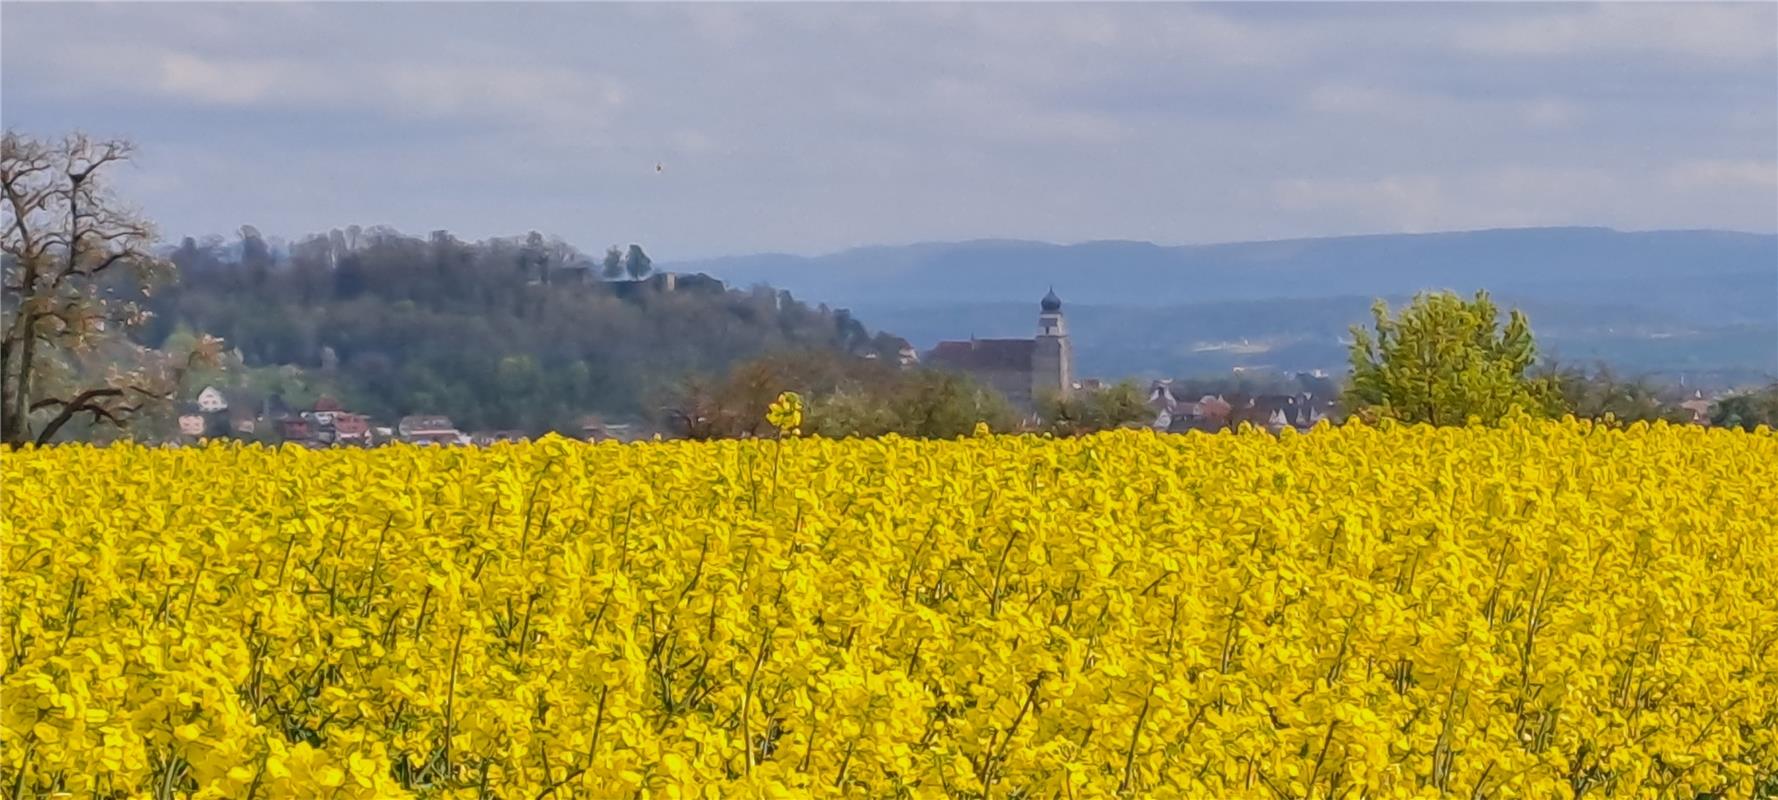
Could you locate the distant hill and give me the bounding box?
[670,227,1775,312]
[857,297,1775,388]
[141,228,902,434]
[668,227,1778,386]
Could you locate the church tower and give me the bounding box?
[1032,287,1073,401]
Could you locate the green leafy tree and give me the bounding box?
[1710,383,1778,431]
[1345,290,1556,425]
[885,370,1018,438]
[659,348,1016,440]
[601,246,624,280]
[1540,361,1689,425]
[625,244,652,281]
[137,224,898,438]
[1039,381,1152,436]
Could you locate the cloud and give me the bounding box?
[1456,3,1778,62]
[1522,98,1582,130]
[2,2,1772,258]
[1272,175,1449,232]
[155,51,289,105]
[1667,160,1778,190]
[54,42,629,136]
[1305,83,1585,133]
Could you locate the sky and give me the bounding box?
[3,2,1775,260]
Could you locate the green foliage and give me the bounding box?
[145,227,897,434]
[625,244,652,281]
[1540,361,1691,425]
[858,370,1019,439]
[602,246,624,280]
[659,348,1017,440]
[1710,383,1778,431]
[1038,381,1152,435]
[1345,290,1558,425]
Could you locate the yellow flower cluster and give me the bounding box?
[3,420,1775,798]
[767,392,804,437]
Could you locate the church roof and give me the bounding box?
[1041,287,1062,312]
[926,338,1036,371]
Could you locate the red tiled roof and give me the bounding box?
[926,339,1035,371]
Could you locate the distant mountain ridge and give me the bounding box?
[668,227,1777,315]
[666,227,1777,386]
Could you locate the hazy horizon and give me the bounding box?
[5,2,1775,261]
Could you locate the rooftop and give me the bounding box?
[926,338,1037,371]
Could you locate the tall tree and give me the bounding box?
[625,243,652,281]
[522,230,547,284]
[1344,290,1556,425]
[1710,383,1778,431]
[602,246,624,280]
[1,132,211,446]
[239,224,271,286]
[1039,381,1152,435]
[659,348,1017,440]
[1540,360,1689,424]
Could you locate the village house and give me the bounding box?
[329,412,372,444]
[1230,394,1336,432]
[469,430,527,446]
[276,417,311,442]
[1148,382,1236,433]
[398,414,464,445]
[196,385,229,413]
[1150,383,1338,433]
[580,415,638,442]
[176,404,207,438]
[925,289,1073,410]
[1149,376,1340,434]
[895,339,919,368]
[306,395,343,428]
[271,396,377,447]
[1680,391,1713,425]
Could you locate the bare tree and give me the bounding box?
[1,131,210,446]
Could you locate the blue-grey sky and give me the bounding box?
[4,2,1774,259]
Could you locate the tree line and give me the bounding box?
[2,131,921,443]
[1343,290,1777,430]
[143,223,923,435]
[5,131,1772,446]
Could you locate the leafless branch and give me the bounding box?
[30,387,124,444]
[2,131,166,446]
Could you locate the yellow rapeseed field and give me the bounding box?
[3,419,1776,799]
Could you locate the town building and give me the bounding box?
[196,386,228,413]
[329,412,372,444]
[1680,391,1712,425]
[177,404,207,437]
[891,338,919,368]
[276,417,311,442]
[925,289,1073,409]
[469,430,527,446]
[580,415,639,442]
[1148,380,1338,434]
[398,415,464,445]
